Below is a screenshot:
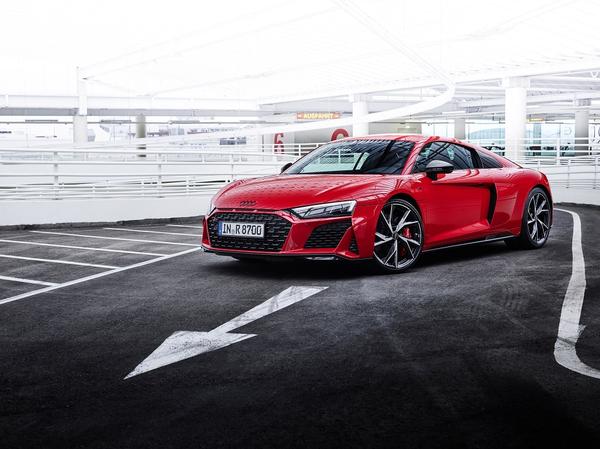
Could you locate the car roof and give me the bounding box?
[338,134,438,143]
[337,134,487,147]
[332,133,516,168]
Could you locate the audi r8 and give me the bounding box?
[201,135,552,272]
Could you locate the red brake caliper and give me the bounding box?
[397,226,411,257]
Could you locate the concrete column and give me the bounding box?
[502,77,529,161]
[73,115,88,144]
[454,118,466,140]
[135,113,147,155]
[136,113,147,139]
[350,94,369,137]
[74,67,88,144]
[574,99,590,155]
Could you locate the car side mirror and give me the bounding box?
[281,162,293,173]
[425,160,454,180]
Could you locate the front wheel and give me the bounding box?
[371,199,424,273]
[505,187,551,250]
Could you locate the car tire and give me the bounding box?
[505,187,551,250]
[371,199,424,273]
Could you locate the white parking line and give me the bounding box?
[103,228,202,237]
[0,247,202,306]
[0,239,167,257]
[0,275,58,287]
[0,254,119,269]
[29,231,201,247]
[167,224,203,229]
[553,208,600,379]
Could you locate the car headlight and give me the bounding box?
[290,200,356,219]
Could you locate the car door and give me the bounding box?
[411,141,493,248]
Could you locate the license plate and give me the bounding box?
[218,221,265,238]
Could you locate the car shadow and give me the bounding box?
[201,241,516,280]
[202,255,370,280]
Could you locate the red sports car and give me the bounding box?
[201,135,552,272]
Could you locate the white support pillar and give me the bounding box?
[574,99,590,155]
[73,115,88,144]
[135,113,147,139]
[350,94,369,137]
[74,67,88,144]
[135,113,147,155]
[502,77,529,162]
[454,118,466,140]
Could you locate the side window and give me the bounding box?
[447,144,475,170]
[413,142,450,172]
[477,151,503,169]
[413,142,475,172]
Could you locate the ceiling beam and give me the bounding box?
[258,59,600,105]
[459,90,600,108]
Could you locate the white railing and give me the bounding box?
[521,157,600,190]
[0,144,309,201]
[465,137,600,166]
[466,137,600,189]
[1,140,598,203]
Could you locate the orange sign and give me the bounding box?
[296,112,341,120]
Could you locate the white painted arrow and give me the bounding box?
[125,285,328,379]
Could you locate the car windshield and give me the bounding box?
[285,139,414,175]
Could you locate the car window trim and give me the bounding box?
[412,141,481,173]
[476,149,503,169]
[450,143,482,169]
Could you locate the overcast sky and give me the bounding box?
[0,0,594,99]
[0,0,283,95]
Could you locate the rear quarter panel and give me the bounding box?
[503,167,553,234]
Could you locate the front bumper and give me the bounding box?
[201,207,375,260]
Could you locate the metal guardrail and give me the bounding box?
[466,137,600,166]
[0,145,307,201]
[520,157,600,190]
[0,141,598,201]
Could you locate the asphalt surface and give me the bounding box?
[0,206,599,448]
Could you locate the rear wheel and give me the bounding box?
[371,199,423,273]
[505,187,551,249]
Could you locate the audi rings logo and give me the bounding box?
[239,200,257,207]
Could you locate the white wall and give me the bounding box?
[1,195,210,226]
[1,185,595,227]
[551,188,600,206]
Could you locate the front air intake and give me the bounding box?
[304,220,351,249]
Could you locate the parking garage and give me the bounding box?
[1,1,600,448]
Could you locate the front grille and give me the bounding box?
[207,212,291,252]
[304,220,351,249]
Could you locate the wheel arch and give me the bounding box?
[388,193,422,217]
[533,183,553,225]
[387,193,426,247]
[533,183,552,203]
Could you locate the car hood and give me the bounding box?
[214,174,397,210]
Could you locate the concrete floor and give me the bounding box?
[0,206,599,448]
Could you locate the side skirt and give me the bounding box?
[422,234,513,253]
